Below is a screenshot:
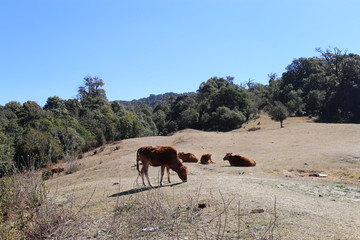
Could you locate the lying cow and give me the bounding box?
[223,153,256,167]
[136,146,188,187]
[178,152,199,163]
[200,154,214,164]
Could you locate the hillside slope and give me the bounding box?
[47,114,360,239]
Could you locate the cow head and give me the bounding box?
[178,152,185,158]
[177,165,187,182]
[223,153,232,160]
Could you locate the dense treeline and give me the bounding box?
[269,47,360,122]
[1,47,360,175]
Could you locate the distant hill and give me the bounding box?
[118,92,195,107]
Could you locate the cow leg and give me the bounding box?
[141,164,152,187]
[145,172,153,187]
[160,165,166,186]
[166,166,171,183]
[140,168,146,186]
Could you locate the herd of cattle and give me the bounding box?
[136,146,256,187]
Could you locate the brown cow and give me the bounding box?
[136,146,188,187]
[51,167,64,176]
[223,153,256,167]
[178,152,199,163]
[200,154,214,164]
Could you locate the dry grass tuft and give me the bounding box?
[64,156,83,175]
[0,171,86,240]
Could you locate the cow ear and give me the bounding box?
[180,165,187,171]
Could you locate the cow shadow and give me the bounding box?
[108,182,183,198]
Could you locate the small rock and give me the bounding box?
[250,209,264,214]
[318,173,328,177]
[309,173,328,177]
[142,227,158,232]
[198,203,207,209]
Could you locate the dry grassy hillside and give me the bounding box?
[47,114,360,239]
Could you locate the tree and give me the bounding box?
[325,56,360,122]
[164,121,178,135]
[152,109,166,135]
[111,101,127,116]
[56,125,85,156]
[209,85,250,112]
[286,89,305,115]
[306,90,326,115]
[44,96,68,117]
[118,113,140,140]
[197,77,234,99]
[19,101,48,127]
[268,102,289,128]
[64,99,82,118]
[210,106,245,131]
[179,109,199,129]
[78,76,108,110]
[318,52,360,122]
[15,128,63,169]
[338,57,360,121]
[4,101,22,118]
[316,47,347,78]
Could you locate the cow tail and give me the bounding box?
[136,149,141,176]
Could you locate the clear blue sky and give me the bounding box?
[1,0,360,106]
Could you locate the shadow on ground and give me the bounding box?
[108,182,183,198]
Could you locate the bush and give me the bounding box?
[65,162,82,175]
[0,173,46,239]
[268,102,289,128]
[210,106,246,131]
[0,171,82,239]
[0,176,15,221]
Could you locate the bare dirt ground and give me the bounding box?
[47,114,360,239]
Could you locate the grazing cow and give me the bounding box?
[178,152,199,163]
[136,146,188,187]
[200,154,214,164]
[223,153,256,167]
[51,167,65,176]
